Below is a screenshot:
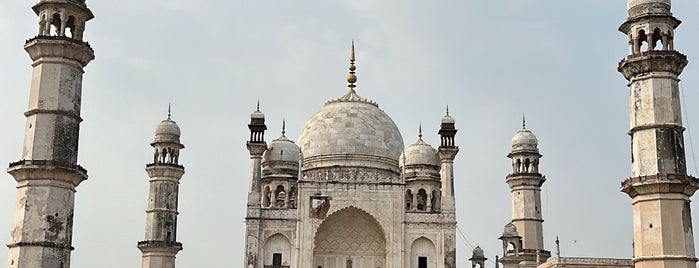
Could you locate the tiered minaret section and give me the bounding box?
[244,104,267,268]
[504,122,549,267]
[6,0,94,267]
[138,112,185,268]
[618,1,699,267]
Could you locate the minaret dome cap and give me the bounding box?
[155,118,181,137]
[441,114,455,124]
[472,246,485,258]
[502,223,519,237]
[511,128,538,152]
[251,110,265,119]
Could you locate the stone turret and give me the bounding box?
[138,111,185,268]
[505,121,550,267]
[618,1,699,267]
[5,0,95,267]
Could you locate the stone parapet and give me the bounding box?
[618,51,687,80]
[539,257,633,268]
[8,159,87,186]
[621,173,699,197]
[137,240,182,254]
[24,36,95,67]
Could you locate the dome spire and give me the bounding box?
[168,103,172,120]
[282,119,286,137]
[418,123,423,140]
[522,113,526,129]
[446,105,450,116]
[347,40,357,92]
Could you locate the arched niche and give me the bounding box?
[313,206,386,268]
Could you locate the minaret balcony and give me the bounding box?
[618,50,687,80]
[621,173,699,197]
[7,159,87,186]
[24,35,95,67]
[137,240,183,253]
[506,173,546,188]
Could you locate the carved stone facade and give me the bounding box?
[243,48,458,268]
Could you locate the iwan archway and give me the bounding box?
[313,207,386,268]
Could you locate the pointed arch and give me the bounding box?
[263,233,291,267]
[313,206,386,267]
[410,237,436,268]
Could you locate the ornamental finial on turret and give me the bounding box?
[347,40,357,92]
[522,113,526,129]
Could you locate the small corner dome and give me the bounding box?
[503,223,519,237]
[400,139,440,168]
[472,246,485,258]
[263,135,301,163]
[155,118,181,137]
[511,128,538,151]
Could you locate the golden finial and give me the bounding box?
[347,40,357,91]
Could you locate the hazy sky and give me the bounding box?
[1,0,699,267]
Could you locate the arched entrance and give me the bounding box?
[313,207,386,268]
[263,234,291,267]
[410,237,436,268]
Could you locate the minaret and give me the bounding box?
[506,120,549,266]
[438,108,458,268]
[138,110,185,268]
[618,1,699,267]
[6,0,95,267]
[438,107,458,213]
[244,103,267,268]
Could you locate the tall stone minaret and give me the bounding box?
[438,108,458,268]
[6,1,95,267]
[244,103,267,268]
[138,111,185,268]
[438,108,458,214]
[506,121,549,266]
[618,1,699,267]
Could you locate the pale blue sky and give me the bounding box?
[1,1,699,267]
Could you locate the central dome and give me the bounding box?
[298,91,404,171]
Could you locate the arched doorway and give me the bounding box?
[410,237,436,268]
[263,234,291,267]
[313,207,386,268]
